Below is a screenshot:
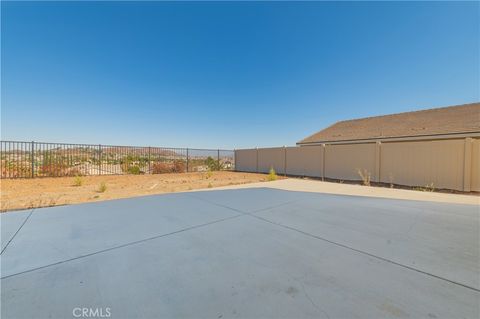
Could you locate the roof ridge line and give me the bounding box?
[297,102,480,144]
[337,101,480,124]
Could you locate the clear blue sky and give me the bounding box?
[1,1,478,149]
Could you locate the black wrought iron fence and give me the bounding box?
[0,141,235,178]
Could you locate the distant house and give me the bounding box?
[193,165,209,172]
[297,102,480,145]
[222,161,233,169]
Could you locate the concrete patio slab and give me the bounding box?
[1,209,32,252]
[249,191,480,290]
[1,188,479,319]
[1,192,240,278]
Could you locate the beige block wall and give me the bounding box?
[235,137,478,191]
[235,149,257,172]
[380,139,465,191]
[286,146,323,177]
[471,139,480,192]
[324,143,376,181]
[258,147,286,174]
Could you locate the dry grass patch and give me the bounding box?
[1,171,272,212]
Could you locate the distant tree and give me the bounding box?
[206,156,222,171]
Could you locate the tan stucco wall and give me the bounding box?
[258,147,286,174]
[235,149,257,172]
[235,137,480,191]
[471,139,480,192]
[285,146,323,177]
[380,139,465,191]
[324,143,376,181]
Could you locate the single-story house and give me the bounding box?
[297,102,480,145]
[235,102,479,191]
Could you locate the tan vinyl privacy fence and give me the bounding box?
[235,138,480,192]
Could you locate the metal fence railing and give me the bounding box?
[0,141,235,178]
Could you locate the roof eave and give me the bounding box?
[296,131,480,146]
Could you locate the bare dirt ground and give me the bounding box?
[0,171,273,212]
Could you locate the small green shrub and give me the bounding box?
[98,182,107,193]
[207,182,213,188]
[206,171,213,179]
[73,175,83,187]
[267,167,277,181]
[206,156,222,171]
[127,166,142,175]
[414,182,435,192]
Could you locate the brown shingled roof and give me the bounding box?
[298,102,480,144]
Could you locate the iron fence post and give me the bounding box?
[186,148,189,172]
[31,141,35,178]
[98,144,101,176]
[217,149,220,170]
[256,147,258,173]
[148,146,151,174]
[322,144,326,181]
